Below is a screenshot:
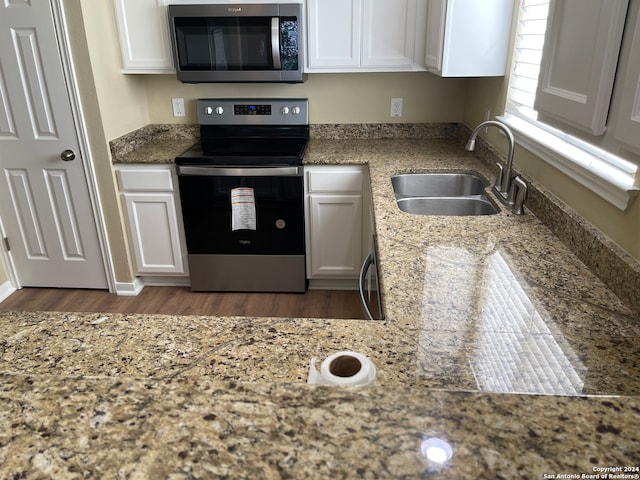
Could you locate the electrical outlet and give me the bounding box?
[172,98,185,117]
[390,98,403,117]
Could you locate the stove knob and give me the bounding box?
[281,106,290,115]
[215,106,224,115]
[292,106,301,115]
[204,106,213,115]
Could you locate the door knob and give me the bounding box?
[60,149,76,162]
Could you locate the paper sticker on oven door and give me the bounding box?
[231,187,256,231]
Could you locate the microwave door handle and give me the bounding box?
[271,17,281,69]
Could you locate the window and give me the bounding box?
[500,0,639,211]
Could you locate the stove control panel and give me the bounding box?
[198,98,308,125]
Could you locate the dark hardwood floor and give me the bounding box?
[0,286,366,319]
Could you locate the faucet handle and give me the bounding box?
[509,176,528,215]
[493,162,504,191]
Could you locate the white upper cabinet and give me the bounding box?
[113,0,174,73]
[306,0,426,72]
[306,0,361,69]
[361,0,419,69]
[535,0,629,136]
[424,0,514,77]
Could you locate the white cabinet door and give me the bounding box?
[113,0,174,73]
[306,0,361,69]
[424,0,446,72]
[425,0,514,77]
[123,193,185,274]
[535,0,629,135]
[308,195,363,277]
[306,0,424,71]
[305,166,364,279]
[116,166,187,275]
[362,0,418,69]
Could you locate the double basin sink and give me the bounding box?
[391,173,498,216]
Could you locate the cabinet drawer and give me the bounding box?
[116,166,174,192]
[307,169,363,193]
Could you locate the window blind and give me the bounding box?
[505,0,550,120]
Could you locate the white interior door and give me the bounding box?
[0,0,107,288]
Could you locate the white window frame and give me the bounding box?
[500,0,639,211]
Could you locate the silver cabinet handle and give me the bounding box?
[60,149,76,162]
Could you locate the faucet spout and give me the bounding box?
[465,120,516,200]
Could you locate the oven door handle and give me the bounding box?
[359,252,375,321]
[271,17,281,70]
[176,165,301,177]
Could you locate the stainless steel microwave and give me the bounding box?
[167,3,305,83]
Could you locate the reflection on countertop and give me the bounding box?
[419,246,586,395]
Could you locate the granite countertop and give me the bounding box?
[1,126,638,478]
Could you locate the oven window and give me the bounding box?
[174,17,274,70]
[178,174,305,255]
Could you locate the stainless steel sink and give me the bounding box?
[396,197,498,216]
[391,173,499,216]
[392,173,487,198]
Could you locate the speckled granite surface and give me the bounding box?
[5,124,633,477]
[1,373,638,479]
[109,124,198,164]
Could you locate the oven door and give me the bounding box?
[176,165,306,291]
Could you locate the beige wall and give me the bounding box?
[62,0,152,284]
[78,0,149,139]
[143,72,467,125]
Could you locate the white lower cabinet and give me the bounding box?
[115,165,187,275]
[305,166,367,284]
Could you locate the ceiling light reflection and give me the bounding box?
[420,437,453,464]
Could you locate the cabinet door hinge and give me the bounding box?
[3,237,9,252]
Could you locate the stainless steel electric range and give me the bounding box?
[175,98,309,292]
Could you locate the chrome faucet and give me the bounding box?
[465,120,527,215]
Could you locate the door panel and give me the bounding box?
[5,169,47,258]
[45,169,85,259]
[0,67,17,137]
[13,26,58,138]
[0,0,107,288]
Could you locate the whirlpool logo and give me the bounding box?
[239,240,251,246]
